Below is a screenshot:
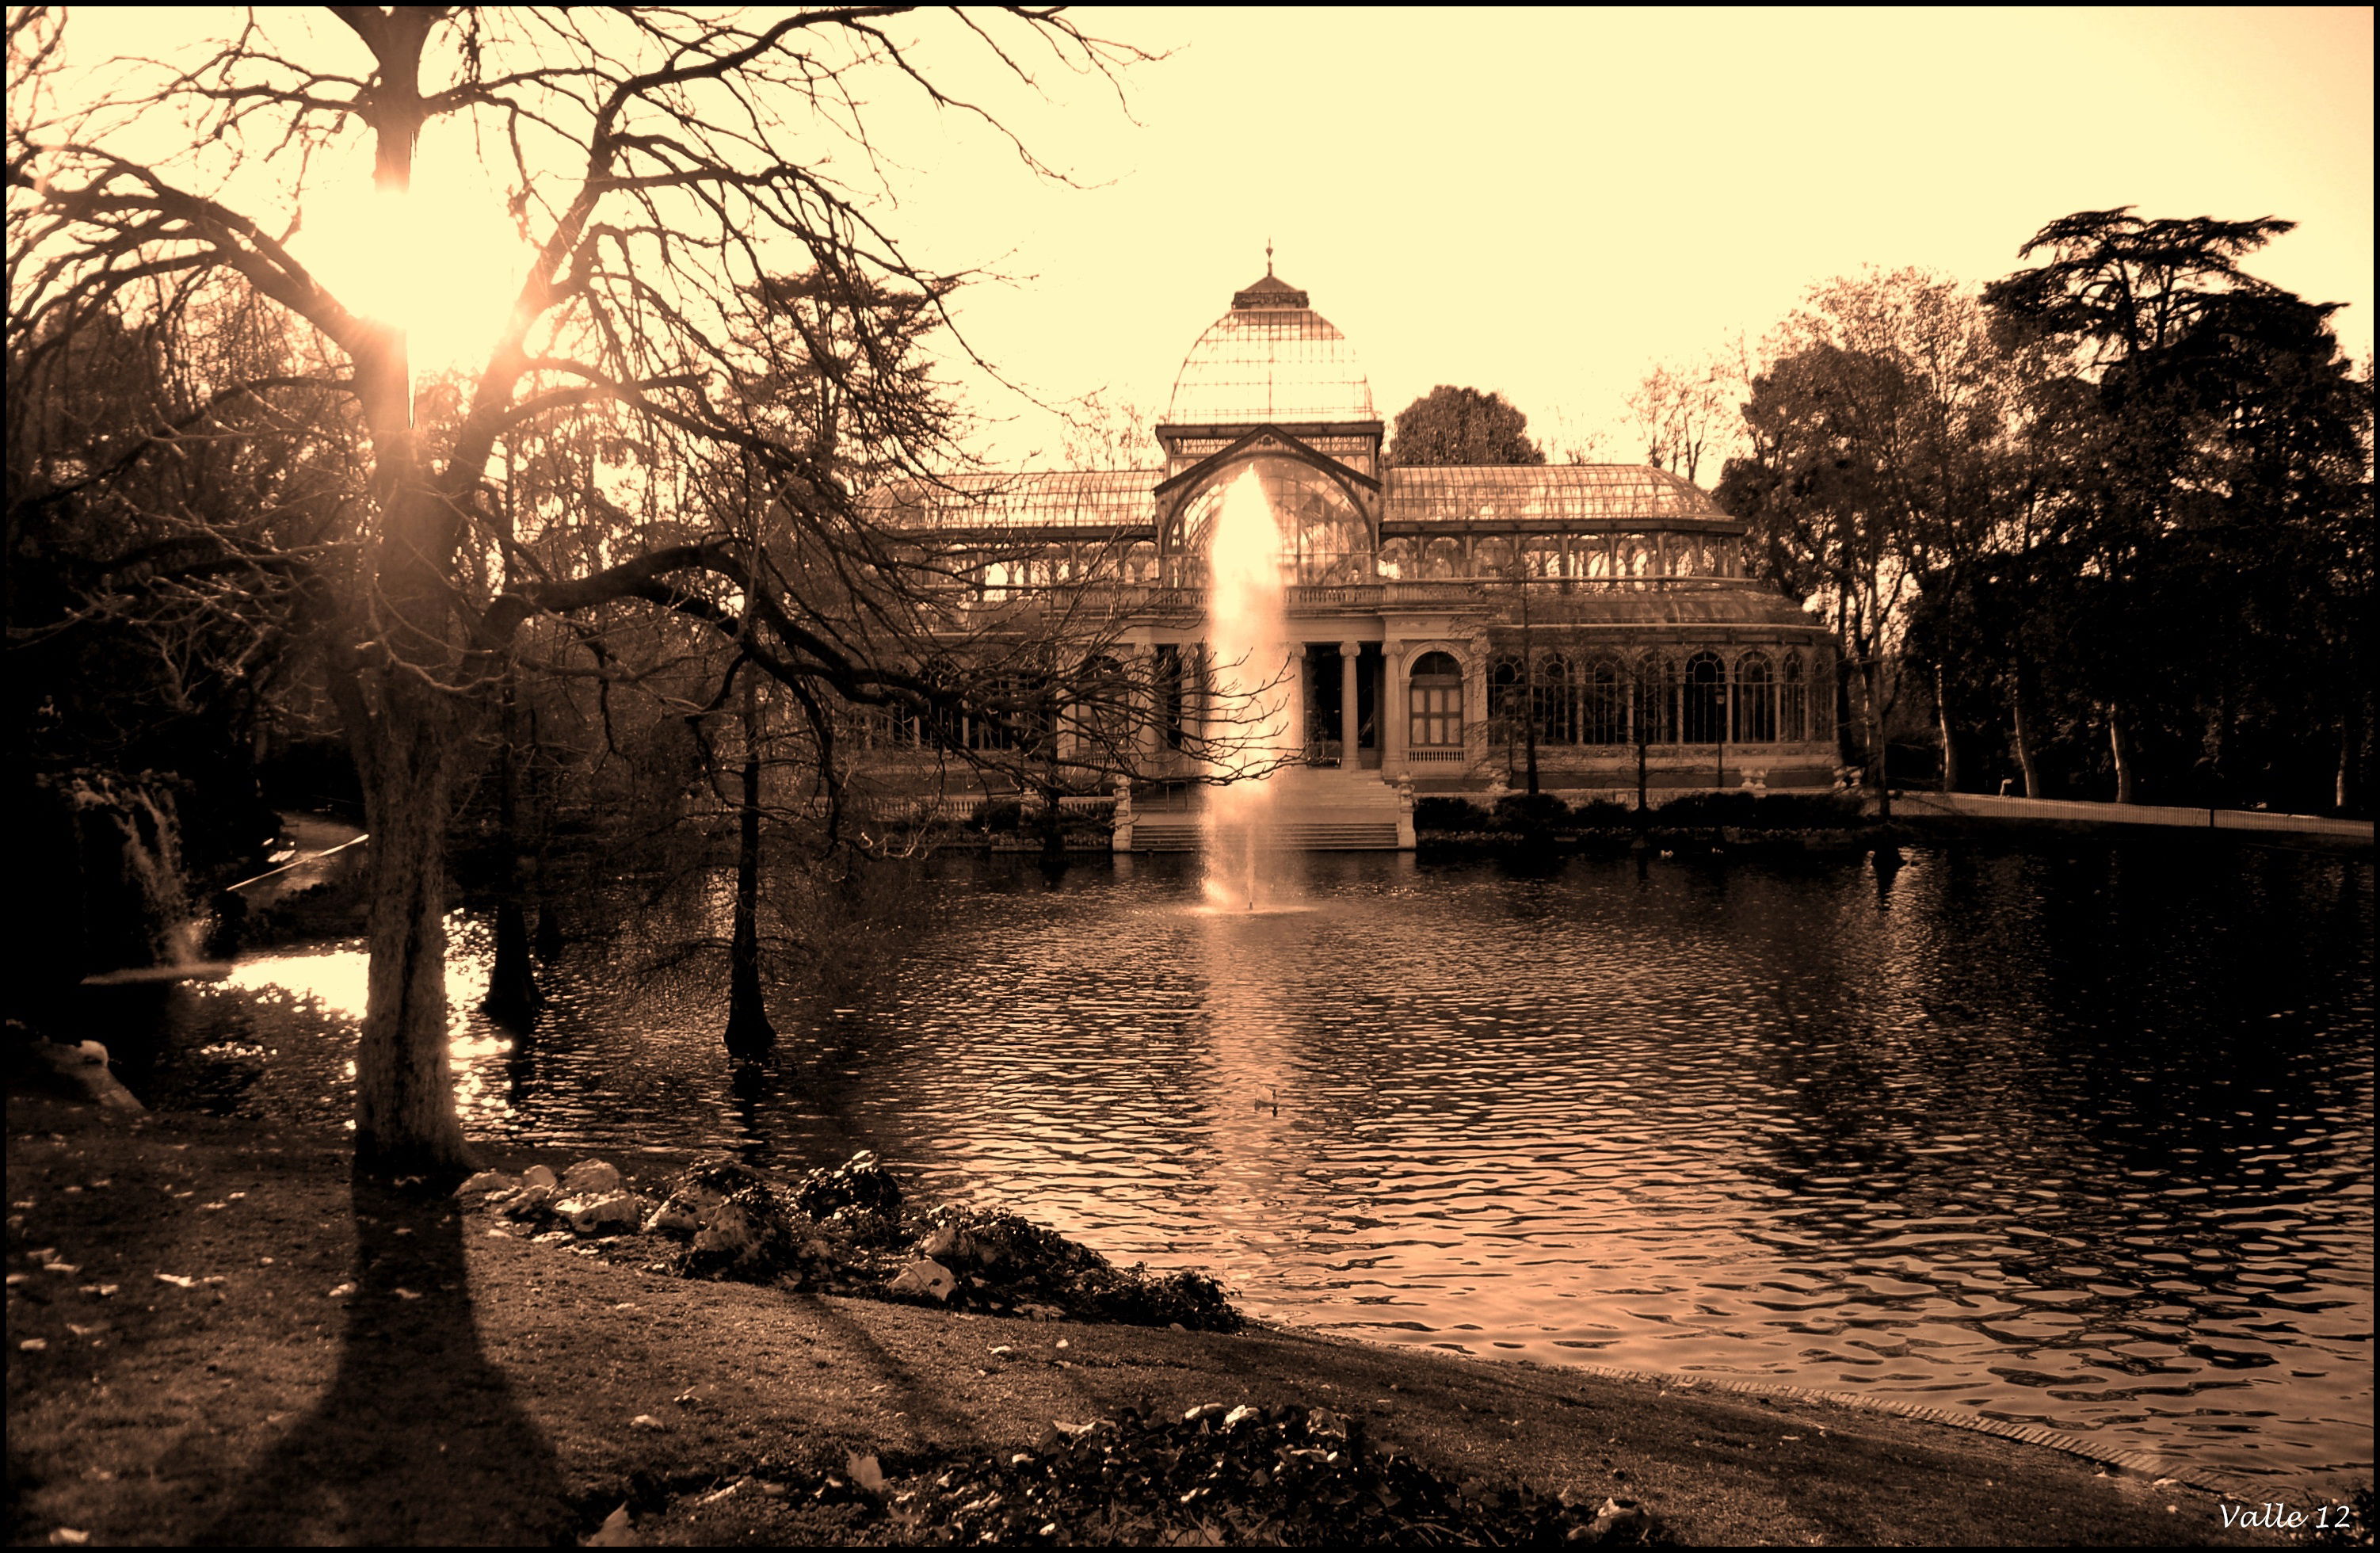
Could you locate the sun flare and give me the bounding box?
[294,175,531,375]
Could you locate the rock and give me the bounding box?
[642,1196,703,1236]
[502,1184,556,1219]
[561,1159,622,1196]
[456,1170,511,1197]
[563,1192,645,1236]
[34,1040,144,1115]
[886,1257,957,1301]
[521,1165,559,1191]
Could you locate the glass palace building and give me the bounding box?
[864,269,1837,792]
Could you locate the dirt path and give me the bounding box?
[5,1089,2302,1547]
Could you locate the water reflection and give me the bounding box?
[133,845,2371,1484]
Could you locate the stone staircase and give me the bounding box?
[1125,766,1409,852]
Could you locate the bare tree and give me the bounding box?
[8,6,1155,1175]
[1058,387,1158,470]
[1626,352,1737,484]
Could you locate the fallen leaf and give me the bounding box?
[19,1338,47,1353]
[326,1283,357,1299]
[846,1453,886,1496]
[154,1273,196,1289]
[628,1414,667,1431]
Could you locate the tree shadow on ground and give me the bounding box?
[200,1177,568,1545]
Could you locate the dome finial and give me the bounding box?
[1265,237,1273,277]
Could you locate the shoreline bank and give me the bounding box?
[5,1086,2318,1547]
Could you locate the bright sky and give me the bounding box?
[868,6,2375,467]
[38,7,2374,473]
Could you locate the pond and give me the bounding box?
[109,841,2372,1486]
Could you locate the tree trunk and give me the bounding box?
[2108,708,2137,804]
[2010,670,2042,799]
[1835,654,1858,768]
[1633,670,1650,828]
[1520,590,1539,797]
[482,673,540,1028]
[1935,662,1959,794]
[1866,660,1892,822]
[354,677,473,1177]
[723,673,774,1057]
[2337,708,2356,813]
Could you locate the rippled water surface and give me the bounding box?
[124,844,2372,1483]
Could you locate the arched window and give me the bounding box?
[1377,537,1414,581]
[1683,651,1726,744]
[1734,651,1775,742]
[1580,658,1626,745]
[1421,537,1463,579]
[1408,651,1463,753]
[1474,536,1516,577]
[1622,537,1652,581]
[1585,545,1614,582]
[1535,653,1577,745]
[1488,653,1527,746]
[1170,455,1371,586]
[1780,651,1807,742]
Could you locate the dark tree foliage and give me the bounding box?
[1385,385,1545,467]
[1981,208,2372,810]
[1714,270,2017,807]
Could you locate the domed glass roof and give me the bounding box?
[1164,271,1375,426]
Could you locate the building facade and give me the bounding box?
[864,269,1837,792]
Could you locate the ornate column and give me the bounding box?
[1338,640,1361,768]
[1137,643,1165,764]
[1384,643,1406,772]
[1465,633,1491,772]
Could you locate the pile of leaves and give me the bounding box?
[465,1151,1243,1332]
[821,1399,1659,1545]
[891,1205,1239,1331]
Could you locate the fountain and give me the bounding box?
[1201,467,1298,910]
